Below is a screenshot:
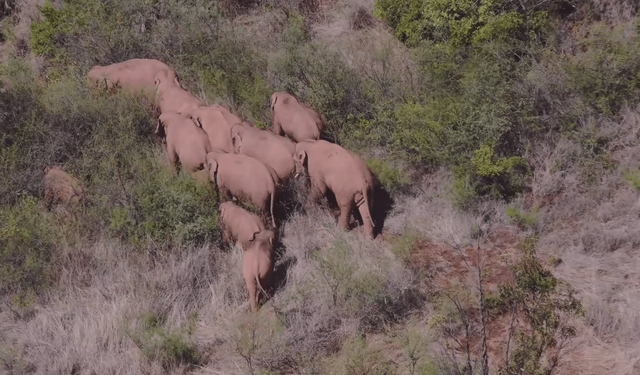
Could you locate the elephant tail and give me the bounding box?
[255,274,269,301]
[362,186,375,228]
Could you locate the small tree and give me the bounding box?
[498,235,583,375]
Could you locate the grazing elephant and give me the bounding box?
[190,105,243,153]
[219,201,267,250]
[243,229,276,312]
[155,111,212,173]
[87,59,180,99]
[154,70,205,115]
[270,91,323,142]
[231,122,296,183]
[205,151,277,227]
[43,166,85,208]
[293,140,375,239]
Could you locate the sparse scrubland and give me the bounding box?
[1,0,640,374]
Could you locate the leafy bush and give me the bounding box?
[367,158,411,193]
[623,166,640,191]
[565,21,640,117]
[0,197,61,306]
[127,312,201,369]
[374,0,556,47]
[506,205,539,229]
[497,235,583,374]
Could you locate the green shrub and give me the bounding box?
[374,0,555,47]
[322,336,394,375]
[565,21,640,117]
[389,230,419,262]
[497,235,583,374]
[0,197,61,306]
[367,158,411,193]
[506,206,538,229]
[127,312,201,369]
[623,166,640,191]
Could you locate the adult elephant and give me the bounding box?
[243,229,276,312]
[270,91,323,142]
[155,111,212,173]
[293,140,375,239]
[205,151,277,227]
[231,121,296,183]
[190,105,244,153]
[87,59,180,99]
[154,70,205,115]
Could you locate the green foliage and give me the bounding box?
[367,158,411,193]
[0,197,60,306]
[471,143,525,178]
[497,235,583,375]
[128,312,201,369]
[566,21,640,117]
[506,205,539,229]
[323,336,394,375]
[622,166,640,191]
[374,0,554,47]
[389,230,419,262]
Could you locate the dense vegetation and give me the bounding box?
[1,0,639,373]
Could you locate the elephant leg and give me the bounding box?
[337,198,355,231]
[243,252,258,312]
[245,275,258,312]
[358,203,375,239]
[165,144,178,172]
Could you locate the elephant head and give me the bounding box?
[153,70,181,95]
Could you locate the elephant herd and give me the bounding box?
[42,58,378,311]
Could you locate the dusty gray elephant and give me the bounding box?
[154,70,205,115]
[270,91,323,142]
[219,201,267,249]
[205,151,277,227]
[155,111,212,173]
[43,166,85,208]
[293,140,375,239]
[87,59,180,99]
[243,229,276,312]
[231,121,296,183]
[190,105,243,153]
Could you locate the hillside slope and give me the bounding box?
[1,0,639,374]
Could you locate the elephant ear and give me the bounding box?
[249,231,260,243]
[232,132,242,153]
[298,150,307,166]
[173,74,182,88]
[270,93,278,111]
[44,166,51,175]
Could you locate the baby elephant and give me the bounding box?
[243,229,276,312]
[43,166,85,208]
[205,151,278,228]
[219,201,267,250]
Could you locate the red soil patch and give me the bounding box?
[407,228,526,368]
[408,227,519,291]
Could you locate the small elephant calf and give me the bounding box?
[219,201,267,250]
[43,166,85,208]
[243,229,276,312]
